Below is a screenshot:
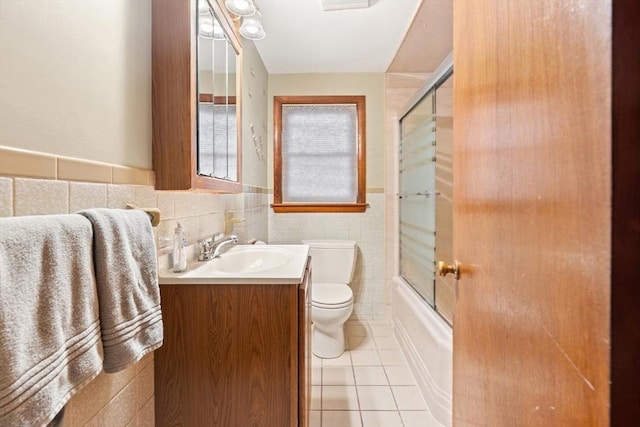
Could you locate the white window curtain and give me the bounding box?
[281,104,358,203]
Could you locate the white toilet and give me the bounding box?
[303,239,357,359]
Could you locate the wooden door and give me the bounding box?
[452,1,611,425]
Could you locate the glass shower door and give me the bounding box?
[399,68,454,324]
[399,91,436,305]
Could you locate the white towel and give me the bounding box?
[0,214,103,426]
[78,209,163,373]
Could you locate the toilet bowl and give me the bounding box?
[302,240,357,359]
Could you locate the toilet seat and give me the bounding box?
[312,283,353,309]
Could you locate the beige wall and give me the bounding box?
[267,73,385,189]
[0,0,152,169]
[242,41,269,188]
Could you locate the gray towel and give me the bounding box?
[78,209,163,373]
[0,214,103,427]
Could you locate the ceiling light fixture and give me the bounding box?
[198,1,211,15]
[239,10,266,40]
[224,0,256,17]
[199,14,215,38]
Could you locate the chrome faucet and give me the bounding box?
[212,234,238,258]
[198,233,238,261]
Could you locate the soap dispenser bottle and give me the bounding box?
[172,222,187,273]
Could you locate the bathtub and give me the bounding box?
[392,276,452,426]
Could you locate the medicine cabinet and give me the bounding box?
[152,0,242,192]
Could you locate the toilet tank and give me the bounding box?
[302,240,357,284]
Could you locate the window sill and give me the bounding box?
[271,203,368,213]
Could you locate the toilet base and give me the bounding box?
[312,324,346,359]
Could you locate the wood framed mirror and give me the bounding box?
[152,0,242,192]
[196,1,241,187]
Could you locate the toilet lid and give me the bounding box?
[312,283,353,307]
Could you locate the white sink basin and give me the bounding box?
[159,244,310,285]
[209,246,292,273]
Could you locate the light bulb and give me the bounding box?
[225,0,256,17]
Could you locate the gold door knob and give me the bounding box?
[437,260,460,280]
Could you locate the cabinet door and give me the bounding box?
[155,284,299,426]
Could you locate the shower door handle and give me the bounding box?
[437,260,460,280]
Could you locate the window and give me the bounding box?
[272,95,366,213]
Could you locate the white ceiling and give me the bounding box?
[252,0,422,74]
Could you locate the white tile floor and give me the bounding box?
[310,321,443,427]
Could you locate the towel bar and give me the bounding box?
[125,204,161,226]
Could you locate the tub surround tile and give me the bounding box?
[0,146,56,179]
[58,157,112,183]
[0,177,13,217]
[14,178,68,215]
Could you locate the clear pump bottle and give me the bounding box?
[172,222,187,272]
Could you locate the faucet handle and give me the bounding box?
[199,237,213,250]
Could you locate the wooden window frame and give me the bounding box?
[272,95,367,213]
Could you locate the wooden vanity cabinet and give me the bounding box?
[155,259,311,427]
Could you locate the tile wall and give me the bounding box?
[0,145,269,426]
[268,192,386,320]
